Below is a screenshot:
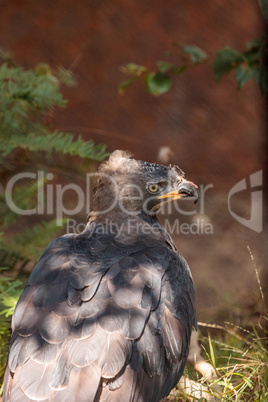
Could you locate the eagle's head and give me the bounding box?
[91,150,198,218]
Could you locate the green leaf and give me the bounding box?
[0,276,23,317]
[235,66,253,89]
[118,77,137,94]
[34,63,53,77]
[145,72,172,96]
[123,63,147,76]
[0,131,108,161]
[172,65,188,75]
[213,46,245,81]
[183,45,208,63]
[252,65,267,96]
[156,61,175,72]
[208,336,216,369]
[243,39,263,66]
[258,0,268,18]
[246,38,264,51]
[243,50,262,67]
[156,61,187,75]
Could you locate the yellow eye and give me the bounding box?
[148,183,159,193]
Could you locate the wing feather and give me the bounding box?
[4,226,196,402]
[51,364,101,402]
[39,313,69,344]
[30,334,59,364]
[8,335,30,372]
[97,332,132,378]
[49,348,73,390]
[68,325,106,367]
[100,368,137,402]
[12,285,37,332]
[136,324,165,376]
[70,316,97,340]
[20,360,54,400]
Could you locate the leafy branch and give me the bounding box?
[214,38,267,95]
[119,44,208,96]
[0,49,108,161]
[119,37,267,97]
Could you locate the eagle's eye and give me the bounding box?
[147,183,160,193]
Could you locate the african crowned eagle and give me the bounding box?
[3,150,198,402]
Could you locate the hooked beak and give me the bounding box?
[158,176,199,204]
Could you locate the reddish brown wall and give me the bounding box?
[0,0,263,181]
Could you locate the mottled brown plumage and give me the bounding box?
[3,151,198,402]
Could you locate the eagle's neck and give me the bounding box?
[86,210,165,244]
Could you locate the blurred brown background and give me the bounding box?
[0,0,265,323]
